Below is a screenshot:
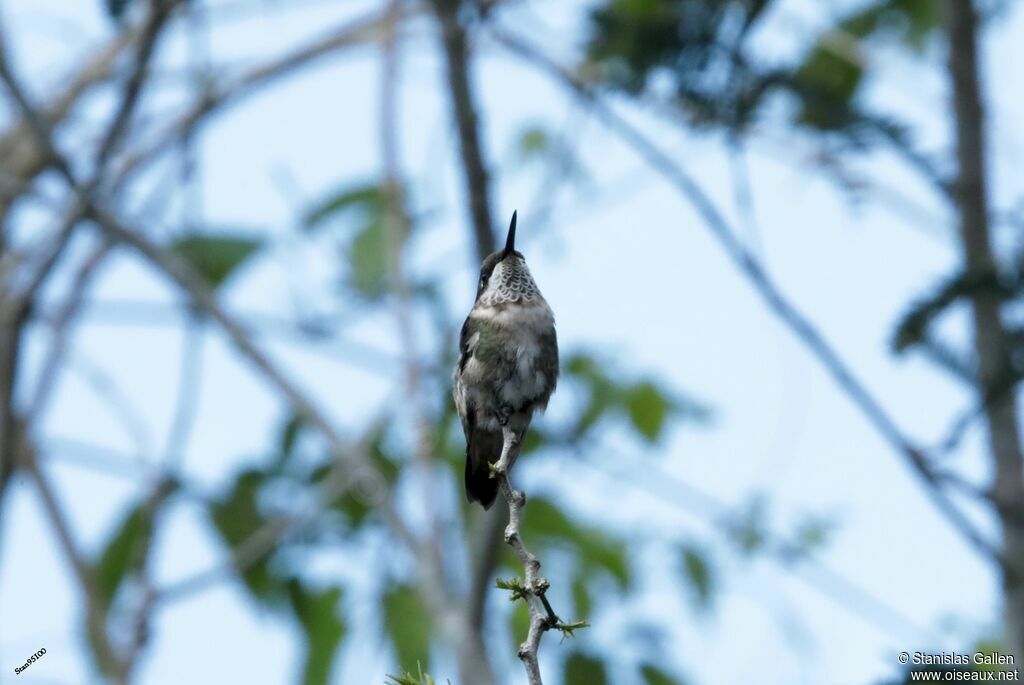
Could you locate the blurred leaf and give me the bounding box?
[169,233,262,290]
[784,515,836,562]
[275,413,307,470]
[564,652,608,685]
[383,584,431,673]
[565,353,623,438]
[791,45,863,131]
[566,352,709,441]
[841,0,940,52]
[587,0,776,131]
[680,544,714,611]
[893,267,1007,353]
[95,502,152,605]
[302,182,411,299]
[209,469,280,603]
[523,497,630,589]
[349,215,391,298]
[288,580,345,685]
[508,601,530,656]
[520,426,550,454]
[725,495,768,557]
[571,573,592,618]
[517,126,551,160]
[625,381,671,442]
[304,184,383,231]
[641,663,685,685]
[105,0,133,19]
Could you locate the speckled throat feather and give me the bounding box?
[479,258,542,307]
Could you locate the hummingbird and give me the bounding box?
[453,211,559,509]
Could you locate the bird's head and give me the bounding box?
[475,211,541,306]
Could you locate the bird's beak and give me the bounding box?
[502,210,517,259]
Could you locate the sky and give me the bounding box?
[2,0,1024,684]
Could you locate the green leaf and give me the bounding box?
[208,469,280,603]
[791,44,864,130]
[522,497,630,589]
[288,580,345,685]
[680,545,714,611]
[169,233,262,289]
[725,495,769,557]
[383,584,432,673]
[302,182,413,299]
[508,601,530,656]
[571,573,592,618]
[564,653,608,685]
[349,215,391,298]
[94,502,152,605]
[274,413,307,470]
[641,663,685,685]
[625,381,671,442]
[303,184,383,231]
[517,126,551,160]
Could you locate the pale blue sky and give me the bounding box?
[2,0,1022,683]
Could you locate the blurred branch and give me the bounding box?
[161,315,203,471]
[0,21,140,218]
[93,0,178,174]
[116,6,406,182]
[429,0,496,261]
[944,0,1024,662]
[26,241,112,422]
[0,213,80,499]
[43,298,401,373]
[21,445,128,682]
[490,25,1000,564]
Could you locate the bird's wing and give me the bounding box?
[540,326,558,386]
[454,315,480,439]
[456,315,479,374]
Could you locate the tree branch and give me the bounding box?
[429,0,496,261]
[944,0,1024,661]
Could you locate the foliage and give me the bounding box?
[383,584,433,674]
[641,662,687,685]
[288,581,346,685]
[303,182,412,300]
[586,0,941,144]
[169,232,263,290]
[564,651,609,685]
[565,351,710,442]
[385,664,450,685]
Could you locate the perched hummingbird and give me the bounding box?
[453,211,559,509]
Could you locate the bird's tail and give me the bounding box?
[465,429,503,509]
